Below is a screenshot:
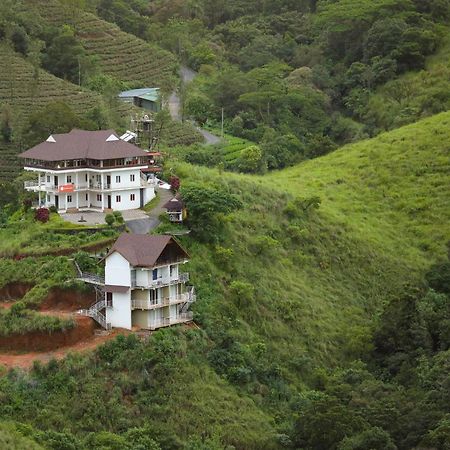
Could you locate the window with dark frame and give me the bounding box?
[106,292,113,307]
[116,195,121,202]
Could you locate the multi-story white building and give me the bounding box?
[19,129,156,212]
[97,233,195,330]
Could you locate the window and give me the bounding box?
[130,193,135,201]
[97,194,102,201]
[67,175,72,183]
[170,265,176,278]
[116,195,121,203]
[47,195,50,202]
[152,269,158,280]
[106,292,113,307]
[46,176,50,183]
[67,195,72,203]
[130,174,135,182]
[149,289,157,305]
[85,194,88,201]
[85,174,88,182]
[115,175,121,183]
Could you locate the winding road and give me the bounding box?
[169,66,221,145]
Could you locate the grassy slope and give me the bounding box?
[24,0,178,91]
[266,111,450,263]
[171,112,450,373]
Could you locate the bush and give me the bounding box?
[112,211,124,224]
[35,208,50,223]
[105,213,115,227]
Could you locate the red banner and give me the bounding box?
[58,184,75,193]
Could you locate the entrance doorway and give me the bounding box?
[55,195,59,209]
[107,195,112,209]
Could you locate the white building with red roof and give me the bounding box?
[19,129,157,212]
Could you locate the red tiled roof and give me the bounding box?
[19,129,149,161]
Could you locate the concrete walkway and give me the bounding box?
[61,209,149,226]
[125,188,173,234]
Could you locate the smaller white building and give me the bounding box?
[103,233,195,330]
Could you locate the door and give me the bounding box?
[55,195,59,209]
[107,195,111,209]
[140,188,144,208]
[106,175,111,188]
[54,176,58,188]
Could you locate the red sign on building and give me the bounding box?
[58,184,75,193]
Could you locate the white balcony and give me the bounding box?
[131,291,196,310]
[148,312,194,330]
[131,272,189,289]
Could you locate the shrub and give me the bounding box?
[105,213,115,227]
[35,208,50,223]
[112,211,124,224]
[170,175,180,192]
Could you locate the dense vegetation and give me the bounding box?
[87,0,450,170]
[0,0,449,448]
[0,111,449,447]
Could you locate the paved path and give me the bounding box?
[169,65,222,145]
[125,188,173,234]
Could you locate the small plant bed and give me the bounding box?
[0,208,119,258]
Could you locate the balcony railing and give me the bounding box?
[131,292,195,310]
[148,312,194,330]
[131,272,189,289]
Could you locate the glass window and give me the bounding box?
[130,174,135,182]
[130,194,135,201]
[116,195,121,202]
[67,195,72,203]
[116,175,121,183]
[67,175,72,183]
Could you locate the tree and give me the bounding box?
[42,25,88,84]
[338,427,397,450]
[236,145,265,173]
[181,183,242,240]
[24,101,92,147]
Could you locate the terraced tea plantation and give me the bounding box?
[25,0,178,91]
[0,45,101,180]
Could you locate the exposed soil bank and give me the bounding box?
[0,317,96,352]
[39,287,95,311]
[0,284,95,310]
[0,283,34,300]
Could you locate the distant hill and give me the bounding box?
[24,0,178,92]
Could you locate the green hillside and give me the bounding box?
[0,45,101,180]
[0,112,448,448]
[24,0,178,92]
[267,111,450,262]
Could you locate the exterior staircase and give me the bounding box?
[73,260,111,330]
[78,298,111,330]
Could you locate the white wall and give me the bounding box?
[106,291,132,329]
[105,252,131,286]
[136,268,150,287]
[144,186,155,204]
[109,188,141,210]
[109,169,142,190]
